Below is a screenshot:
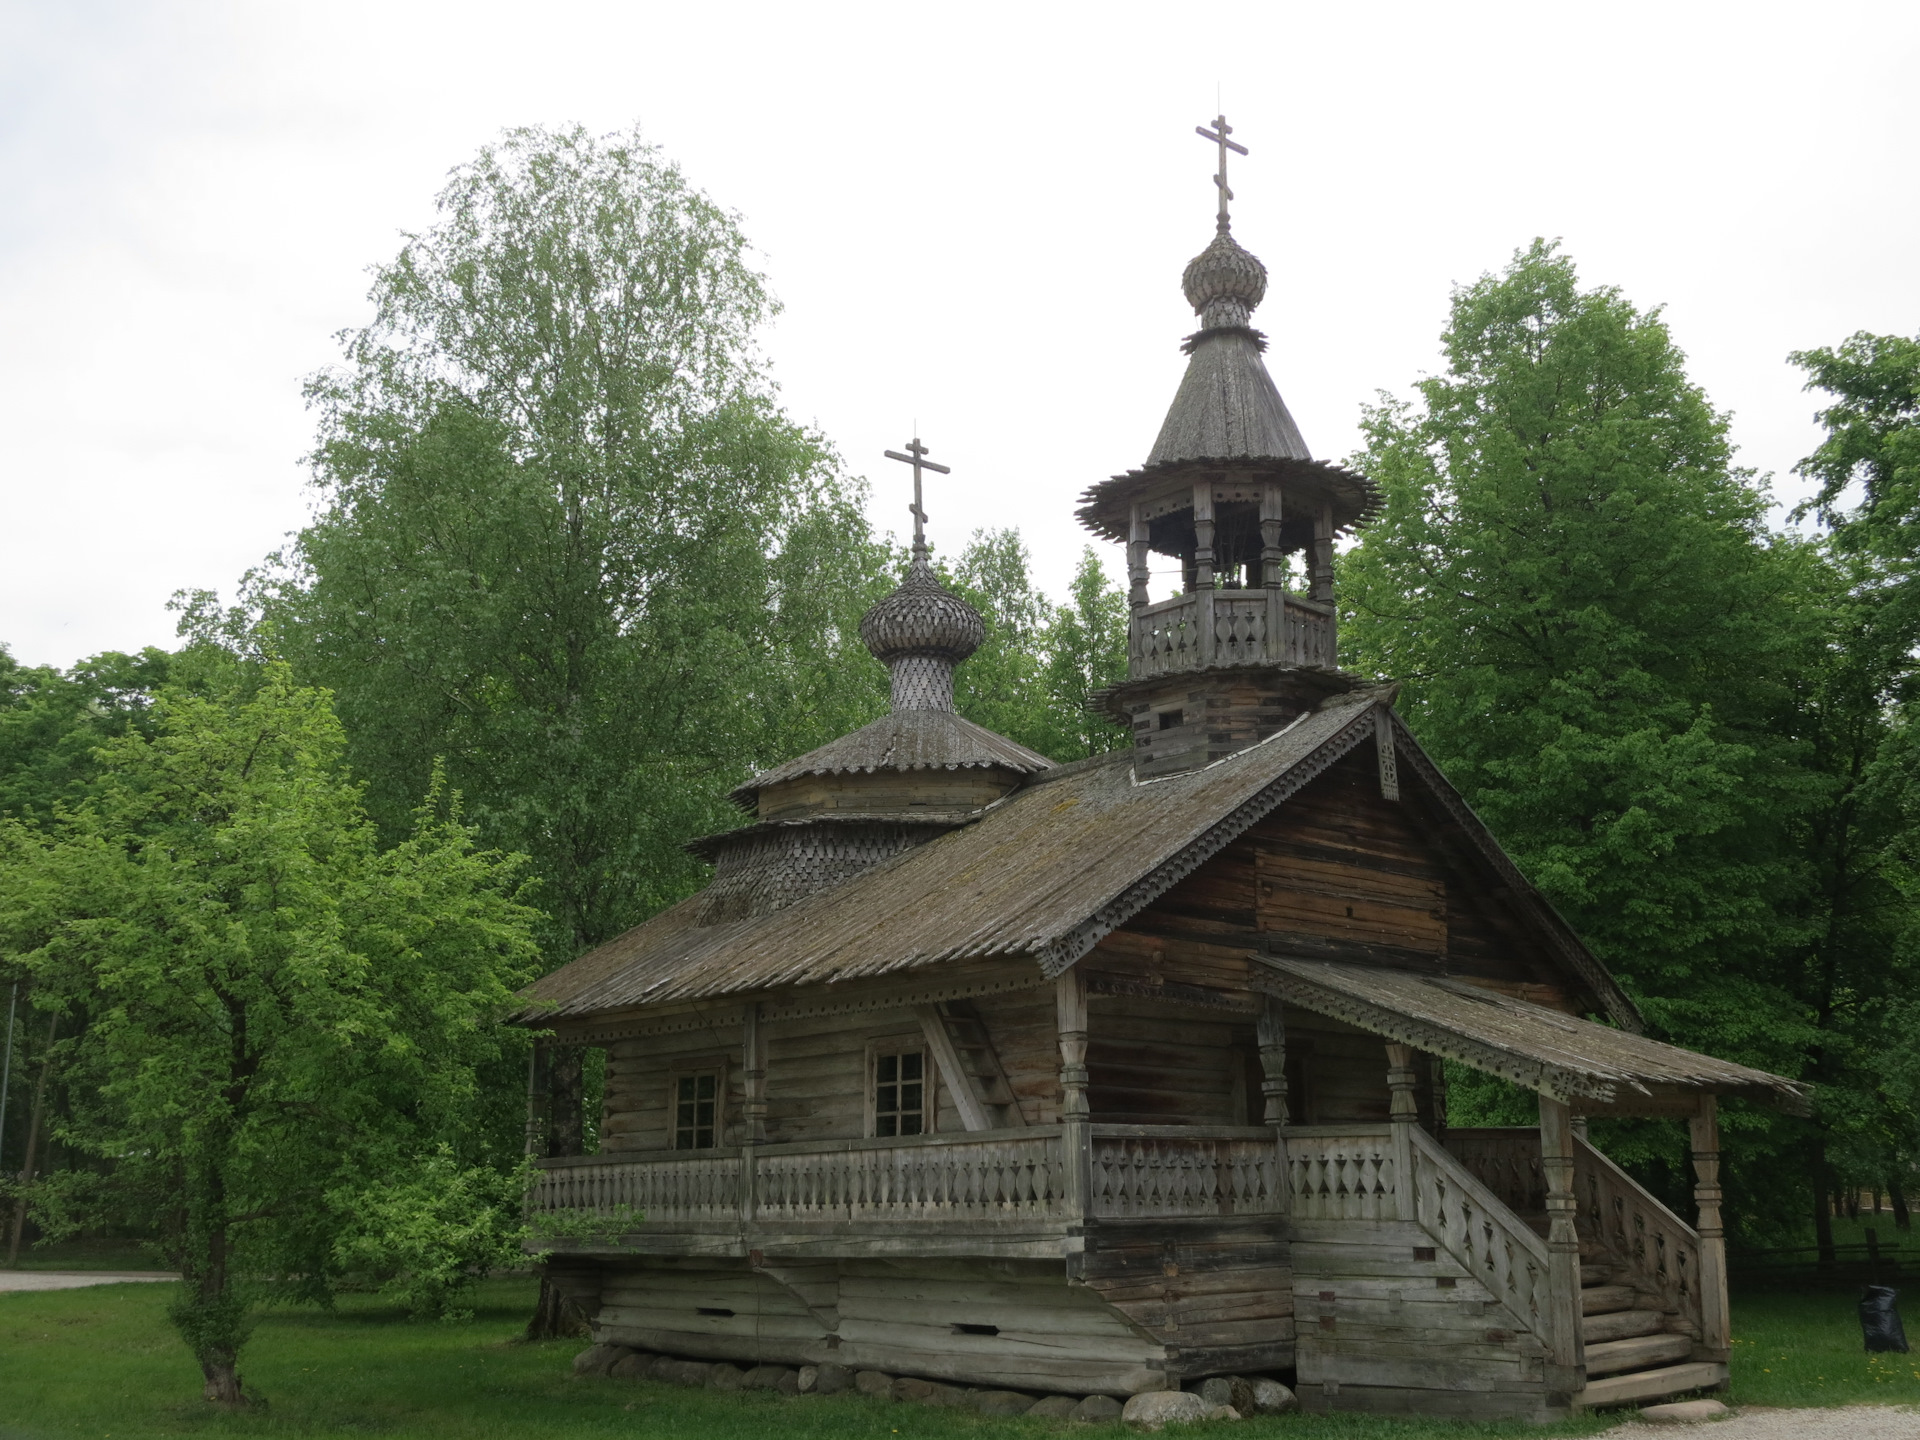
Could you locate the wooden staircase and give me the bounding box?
[916,1002,1027,1129]
[1573,1247,1726,1409]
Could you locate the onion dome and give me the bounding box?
[1182,229,1268,332]
[859,556,985,664]
[858,556,986,712]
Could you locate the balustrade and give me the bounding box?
[1088,1127,1283,1217]
[1575,1135,1704,1339]
[756,1130,1067,1223]
[1445,1127,1548,1217]
[1407,1125,1553,1340]
[1128,592,1336,677]
[530,1150,739,1224]
[1286,1130,1396,1220]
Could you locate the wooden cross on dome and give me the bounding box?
[1196,114,1248,229]
[883,437,950,557]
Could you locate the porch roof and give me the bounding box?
[1256,956,1809,1116]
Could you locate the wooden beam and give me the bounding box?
[915,1004,994,1133]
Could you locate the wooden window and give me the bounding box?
[872,1047,928,1137]
[672,1070,721,1149]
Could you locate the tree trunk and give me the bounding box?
[524,1272,589,1341]
[200,1350,245,1405]
[1891,1176,1911,1232]
[5,1011,59,1267]
[1811,1138,1836,1272]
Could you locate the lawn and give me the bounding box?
[0,1275,1912,1440]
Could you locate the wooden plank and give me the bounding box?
[1582,1309,1667,1345]
[1575,1360,1727,1408]
[1583,1332,1693,1376]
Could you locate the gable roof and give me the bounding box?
[1258,956,1808,1115]
[522,690,1640,1028]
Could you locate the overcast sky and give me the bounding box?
[3,1,1916,668]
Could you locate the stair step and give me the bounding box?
[1582,1309,1667,1345]
[1583,1332,1694,1377]
[1579,1263,1612,1286]
[1576,1361,1728,1410]
[1580,1284,1639,1316]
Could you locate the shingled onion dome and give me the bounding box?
[1182,226,1269,335]
[857,555,987,712]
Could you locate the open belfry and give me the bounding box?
[519,119,1805,1421]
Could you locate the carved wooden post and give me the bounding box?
[1386,1043,1418,1221]
[1193,482,1216,666]
[1260,480,1284,663]
[1257,995,1291,1215]
[1538,1095,1587,1397]
[1128,502,1151,611]
[1310,500,1335,604]
[1691,1095,1731,1359]
[740,1003,765,1230]
[1057,969,1092,1223]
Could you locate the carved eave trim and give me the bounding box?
[1083,971,1262,1015]
[1249,959,1644,1108]
[1036,700,1383,978]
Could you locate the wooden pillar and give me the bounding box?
[1257,996,1291,1215]
[1193,482,1217,666]
[1690,1096,1731,1358]
[1127,503,1151,610]
[1386,1044,1418,1221]
[739,1004,765,1228]
[1310,500,1335,604]
[1538,1094,1587,1395]
[1056,969,1092,1223]
[1260,480,1285,664]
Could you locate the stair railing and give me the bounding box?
[1406,1123,1558,1347]
[1573,1135,1705,1346]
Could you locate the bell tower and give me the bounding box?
[1078,117,1380,777]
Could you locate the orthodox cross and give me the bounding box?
[1195,114,1248,229]
[883,437,950,557]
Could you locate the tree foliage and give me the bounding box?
[0,661,540,1401]
[1337,240,1920,1239]
[252,125,891,961]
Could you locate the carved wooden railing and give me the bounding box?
[1575,1135,1704,1340]
[756,1128,1069,1223]
[1132,595,1203,678]
[1286,1127,1397,1220]
[1088,1125,1283,1217]
[1407,1125,1553,1341]
[530,1150,740,1224]
[1445,1127,1548,1218]
[1128,592,1338,678]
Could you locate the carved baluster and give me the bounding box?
[1257,996,1292,1216]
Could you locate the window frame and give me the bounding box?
[665,1057,729,1150]
[866,1036,937,1139]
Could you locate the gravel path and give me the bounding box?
[0,1270,177,1292]
[1610,1405,1920,1438]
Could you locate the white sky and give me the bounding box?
[2,0,1916,668]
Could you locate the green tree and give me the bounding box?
[251,125,891,962]
[0,662,540,1403]
[0,646,171,826]
[1339,240,1834,1233]
[946,532,1129,760]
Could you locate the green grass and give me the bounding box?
[0,1276,1910,1440]
[1726,1285,1920,1408]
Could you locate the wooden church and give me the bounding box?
[518,121,1806,1422]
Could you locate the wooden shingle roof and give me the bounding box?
[1257,956,1809,1115]
[522,690,1638,1027]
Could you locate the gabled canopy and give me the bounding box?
[1257,956,1808,1116]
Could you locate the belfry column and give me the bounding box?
[1261,481,1285,663]
[1193,482,1217,666]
